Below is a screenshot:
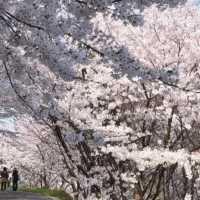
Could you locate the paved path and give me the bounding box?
[0,192,54,200]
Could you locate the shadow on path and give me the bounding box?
[0,192,53,200]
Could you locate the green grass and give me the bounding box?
[20,187,73,200]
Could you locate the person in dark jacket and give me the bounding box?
[12,168,19,191]
[1,167,8,191]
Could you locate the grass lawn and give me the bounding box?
[20,187,73,200]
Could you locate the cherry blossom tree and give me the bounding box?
[1,0,200,200]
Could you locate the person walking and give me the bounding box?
[1,167,8,191]
[12,168,19,191]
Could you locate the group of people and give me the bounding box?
[0,167,19,191]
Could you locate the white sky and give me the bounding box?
[0,117,16,133]
[187,0,200,5]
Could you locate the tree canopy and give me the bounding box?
[1,0,200,200]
